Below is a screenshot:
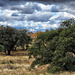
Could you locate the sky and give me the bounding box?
[0,0,75,32]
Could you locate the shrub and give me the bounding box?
[29,19,75,73]
[2,61,7,64]
[0,45,4,52]
[10,60,14,64]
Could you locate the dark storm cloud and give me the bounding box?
[3,0,74,2]
[67,1,75,10]
[0,0,74,6]
[0,0,6,6]
[11,2,41,14]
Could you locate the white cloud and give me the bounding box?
[0,1,75,32]
[64,12,75,18]
[38,3,50,11]
[25,11,54,22]
[39,3,59,12]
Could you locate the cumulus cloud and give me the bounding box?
[50,5,59,12]
[0,9,24,21]
[25,12,54,22]
[11,2,41,14]
[39,4,59,12]
[0,0,75,32]
[11,13,19,16]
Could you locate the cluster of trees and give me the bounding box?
[29,19,75,73]
[0,26,32,55]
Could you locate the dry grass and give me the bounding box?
[0,51,75,75]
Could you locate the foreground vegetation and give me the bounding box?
[0,51,75,75]
[29,19,75,73]
[0,19,75,74]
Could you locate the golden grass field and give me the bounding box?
[0,50,75,75]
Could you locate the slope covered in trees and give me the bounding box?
[29,19,75,73]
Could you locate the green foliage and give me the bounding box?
[17,29,32,50]
[31,60,39,68]
[2,61,7,64]
[29,19,75,73]
[0,26,20,55]
[47,64,61,73]
[0,25,32,55]
[61,18,75,28]
[0,45,4,52]
[9,60,14,64]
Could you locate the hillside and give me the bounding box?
[28,31,42,39]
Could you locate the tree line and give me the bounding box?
[0,26,32,55]
[0,19,75,73]
[29,19,75,73]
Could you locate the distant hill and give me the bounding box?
[28,31,42,39]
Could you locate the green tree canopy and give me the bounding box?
[0,26,32,55]
[0,26,19,55]
[17,29,32,50]
[29,19,75,73]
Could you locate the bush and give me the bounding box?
[10,60,14,64]
[47,64,61,73]
[29,19,75,73]
[2,61,7,64]
[0,45,4,52]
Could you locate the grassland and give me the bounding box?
[0,49,75,75]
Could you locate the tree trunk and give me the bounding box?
[4,49,6,54]
[14,46,16,51]
[7,50,11,55]
[23,45,25,50]
[26,44,28,50]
